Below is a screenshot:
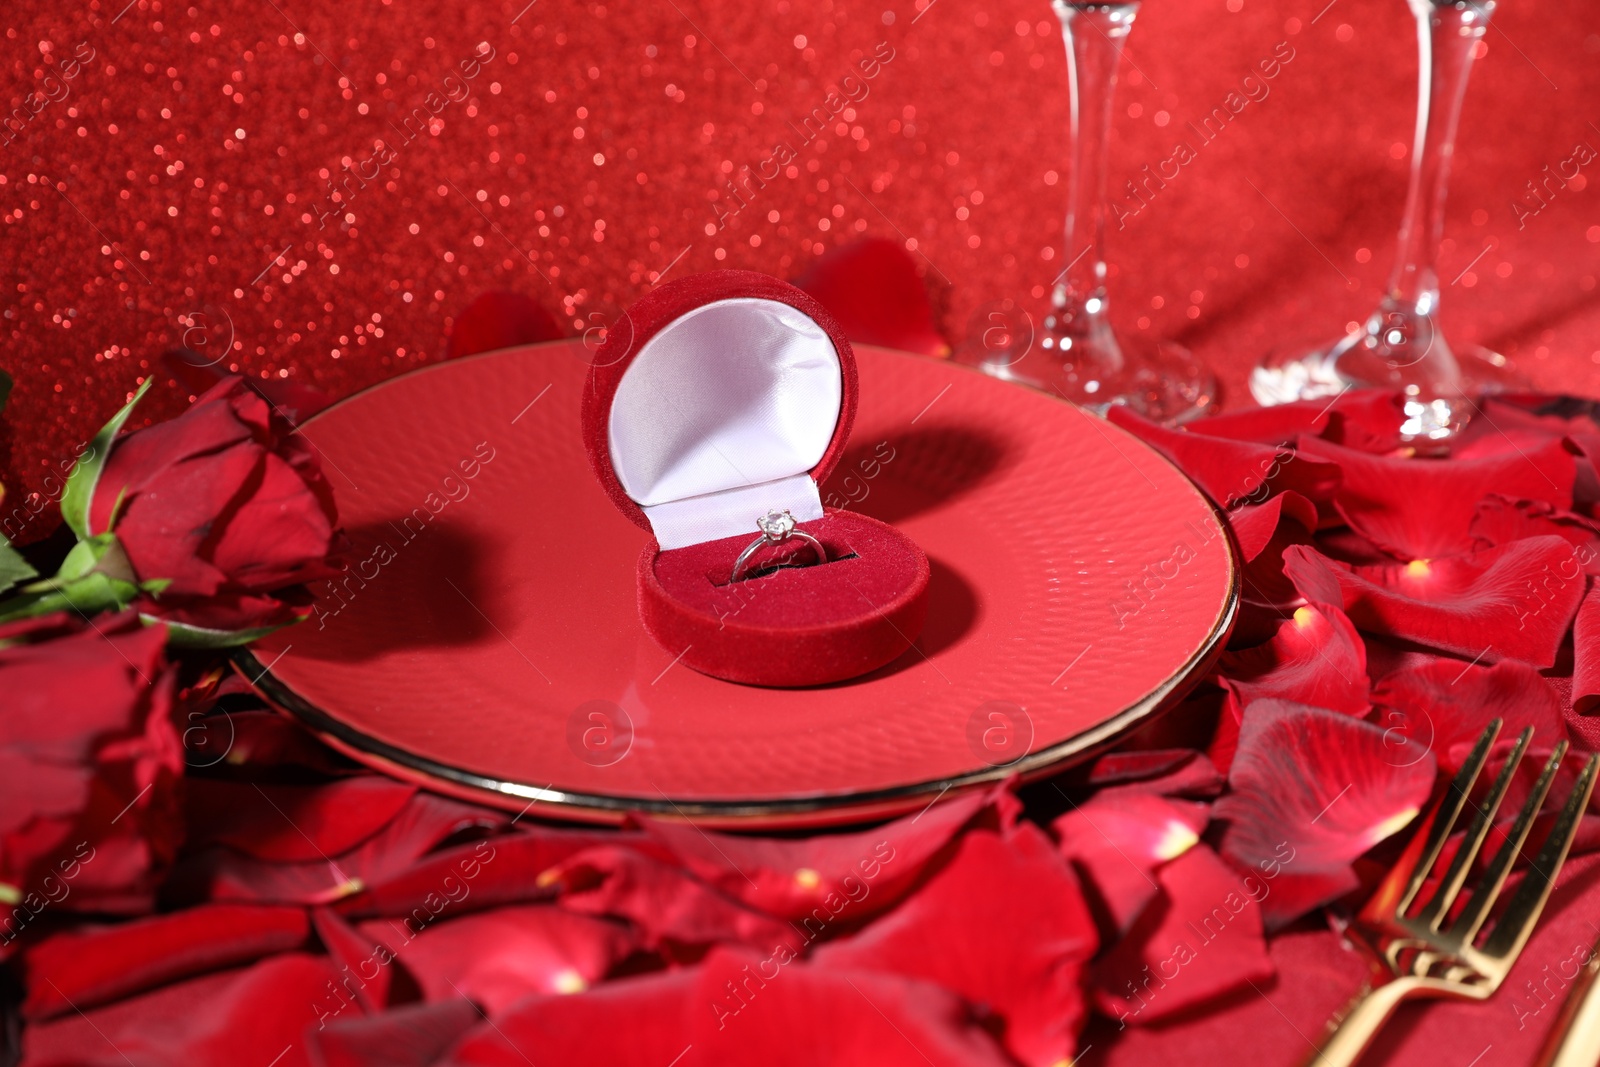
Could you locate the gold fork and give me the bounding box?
[1306,719,1599,1067]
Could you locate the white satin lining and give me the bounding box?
[608,297,842,550]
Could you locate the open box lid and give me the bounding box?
[581,271,859,550]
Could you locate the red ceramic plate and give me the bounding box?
[238,341,1237,827]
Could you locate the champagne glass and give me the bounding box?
[959,1,1217,424]
[1250,0,1517,441]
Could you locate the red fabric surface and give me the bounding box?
[4,0,1599,532]
[640,507,930,685]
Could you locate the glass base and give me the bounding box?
[1250,337,1527,443]
[969,337,1217,425]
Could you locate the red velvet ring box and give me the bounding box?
[581,270,931,687]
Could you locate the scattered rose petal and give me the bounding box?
[1295,434,1574,560]
[1575,582,1600,715]
[793,237,949,357]
[1219,602,1369,716]
[1371,655,1566,772]
[1229,491,1318,563]
[638,786,991,922]
[1107,408,1341,511]
[184,777,418,862]
[444,291,564,360]
[1055,792,1209,937]
[345,828,650,919]
[20,953,337,1067]
[1214,699,1436,927]
[312,907,393,1013]
[1084,749,1224,800]
[306,998,481,1067]
[542,845,798,958]
[440,966,697,1067]
[1090,843,1275,1024]
[21,903,308,1019]
[813,824,1097,1067]
[1196,391,1404,453]
[1469,496,1600,574]
[1283,539,1584,669]
[360,905,635,1015]
[170,793,506,907]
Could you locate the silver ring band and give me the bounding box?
[730,510,828,582]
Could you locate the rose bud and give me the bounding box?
[82,377,341,643]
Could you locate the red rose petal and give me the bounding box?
[1196,391,1403,451]
[1055,792,1209,937]
[209,449,340,591]
[691,949,1018,1067]
[793,237,949,357]
[88,380,260,535]
[1566,432,1600,517]
[305,999,481,1067]
[441,952,1019,1067]
[1469,496,1600,572]
[344,830,646,919]
[1229,491,1318,563]
[1449,397,1593,459]
[196,707,357,774]
[1191,400,1339,446]
[171,793,506,907]
[20,904,309,1019]
[1214,700,1436,927]
[1371,655,1567,772]
[312,907,393,1013]
[1219,602,1369,716]
[1283,538,1585,669]
[1106,407,1342,511]
[441,966,697,1067]
[1084,749,1224,800]
[359,905,635,1014]
[1575,582,1600,714]
[542,845,798,958]
[1295,434,1575,559]
[443,291,564,360]
[637,786,990,922]
[185,777,418,862]
[0,612,182,915]
[20,953,336,1067]
[1089,843,1275,1025]
[812,824,1098,1067]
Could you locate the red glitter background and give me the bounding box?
[1,0,1598,525]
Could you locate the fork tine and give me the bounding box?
[1413,726,1533,929]
[1391,719,1502,916]
[1481,753,1599,960]
[1448,740,1569,944]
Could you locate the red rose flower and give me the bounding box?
[87,376,341,639]
[0,612,182,927]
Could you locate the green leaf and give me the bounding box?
[149,615,291,649]
[60,377,154,540]
[0,537,36,596]
[0,571,135,624]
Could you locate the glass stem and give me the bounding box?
[1051,2,1138,364]
[1386,0,1494,311]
